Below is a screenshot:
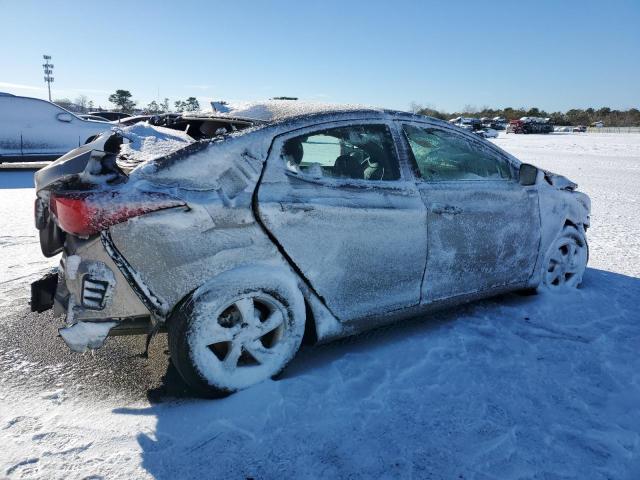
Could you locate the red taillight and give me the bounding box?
[49,190,185,236]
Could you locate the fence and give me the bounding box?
[587,127,640,134]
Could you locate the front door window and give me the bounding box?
[403,125,512,182]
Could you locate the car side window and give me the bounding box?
[281,124,400,181]
[403,124,512,182]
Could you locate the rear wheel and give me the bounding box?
[542,225,588,290]
[168,268,306,396]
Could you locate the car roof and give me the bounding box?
[186,100,447,128]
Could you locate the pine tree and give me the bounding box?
[108,90,136,113]
[185,97,200,112]
[146,101,161,114]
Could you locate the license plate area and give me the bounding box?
[30,270,59,313]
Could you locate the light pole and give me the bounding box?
[42,55,54,101]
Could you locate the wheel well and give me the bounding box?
[164,269,318,344]
[165,286,198,325]
[302,297,318,345]
[564,218,588,233]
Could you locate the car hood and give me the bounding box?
[542,170,577,191]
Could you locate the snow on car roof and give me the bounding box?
[115,123,195,170]
[187,100,383,123]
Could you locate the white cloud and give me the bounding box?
[0,81,44,91]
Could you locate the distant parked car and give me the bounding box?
[118,112,253,137]
[0,93,112,163]
[507,117,554,134]
[449,117,483,131]
[87,111,132,122]
[31,101,591,396]
[478,128,499,138]
[79,114,111,122]
[573,125,587,133]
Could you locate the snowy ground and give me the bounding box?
[0,133,639,479]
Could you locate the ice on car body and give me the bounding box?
[30,100,591,394]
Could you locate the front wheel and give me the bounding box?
[168,268,306,396]
[542,225,588,290]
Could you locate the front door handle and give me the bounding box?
[431,204,463,215]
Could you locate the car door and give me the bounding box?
[399,122,540,303]
[19,98,86,159]
[0,95,23,161]
[257,120,428,322]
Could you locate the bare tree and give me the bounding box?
[53,98,74,111]
[75,95,89,113]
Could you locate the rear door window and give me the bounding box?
[282,124,400,181]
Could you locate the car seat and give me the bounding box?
[362,142,391,180]
[334,153,365,179]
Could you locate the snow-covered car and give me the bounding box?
[0,93,113,163]
[31,101,591,396]
[477,128,499,139]
[78,114,111,122]
[449,117,482,131]
[87,111,132,122]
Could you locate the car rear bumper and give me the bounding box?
[30,234,154,350]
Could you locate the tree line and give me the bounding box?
[56,90,640,126]
[54,90,201,115]
[107,90,200,114]
[411,103,640,127]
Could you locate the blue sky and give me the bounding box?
[1,0,638,112]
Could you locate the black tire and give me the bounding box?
[168,267,306,397]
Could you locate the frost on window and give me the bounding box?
[281,125,400,181]
[403,125,512,182]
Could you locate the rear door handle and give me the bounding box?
[431,204,463,215]
[279,202,315,213]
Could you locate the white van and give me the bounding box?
[0,93,112,163]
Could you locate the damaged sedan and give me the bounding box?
[31,101,591,396]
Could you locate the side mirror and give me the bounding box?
[519,163,538,186]
[56,113,73,123]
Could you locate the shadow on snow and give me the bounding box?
[115,268,640,479]
[0,170,36,189]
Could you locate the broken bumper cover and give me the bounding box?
[30,235,155,351]
[59,320,120,352]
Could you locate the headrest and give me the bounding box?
[361,141,385,166]
[283,138,304,164]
